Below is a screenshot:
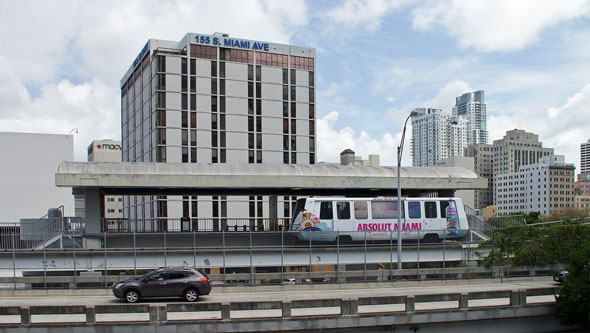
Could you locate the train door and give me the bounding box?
[423,200,439,230]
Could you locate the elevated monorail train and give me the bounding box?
[289,197,468,243]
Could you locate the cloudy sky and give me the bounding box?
[1,0,589,169]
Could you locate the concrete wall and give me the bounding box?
[0,132,74,221]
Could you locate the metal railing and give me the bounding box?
[103,218,291,233]
[0,207,84,250]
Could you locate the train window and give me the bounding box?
[336,202,350,219]
[371,201,403,219]
[425,202,437,218]
[440,201,450,218]
[319,202,333,219]
[408,202,421,218]
[354,202,368,219]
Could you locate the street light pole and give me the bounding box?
[397,111,419,270]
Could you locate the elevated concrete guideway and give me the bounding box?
[56,161,486,196]
[55,161,487,247]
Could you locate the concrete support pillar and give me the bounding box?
[20,306,30,325]
[406,296,415,312]
[269,195,278,231]
[281,301,291,319]
[84,187,103,249]
[85,305,96,324]
[341,298,358,316]
[221,303,231,320]
[459,293,469,309]
[158,304,167,322]
[149,304,159,323]
[510,289,527,306]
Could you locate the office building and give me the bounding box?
[411,108,467,166]
[496,155,575,216]
[453,90,487,145]
[120,32,316,226]
[492,129,554,204]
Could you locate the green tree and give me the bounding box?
[555,239,590,327]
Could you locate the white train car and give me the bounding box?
[289,197,468,243]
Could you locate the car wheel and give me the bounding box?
[184,288,199,302]
[124,289,140,303]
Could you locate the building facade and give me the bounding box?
[120,32,316,225]
[492,129,554,204]
[410,108,467,166]
[465,144,494,210]
[496,155,575,216]
[0,132,74,221]
[453,90,487,146]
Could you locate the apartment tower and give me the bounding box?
[453,90,487,146]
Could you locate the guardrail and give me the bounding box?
[0,265,561,289]
[0,286,559,329]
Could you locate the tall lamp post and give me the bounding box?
[397,111,419,270]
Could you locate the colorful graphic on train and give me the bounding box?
[446,204,458,235]
[300,212,332,232]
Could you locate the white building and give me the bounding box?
[496,155,575,216]
[411,108,468,166]
[453,90,487,145]
[120,32,316,226]
[0,132,74,221]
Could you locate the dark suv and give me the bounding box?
[112,267,212,303]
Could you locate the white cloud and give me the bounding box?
[317,110,410,166]
[371,57,471,96]
[0,0,309,160]
[412,0,590,52]
[0,78,119,161]
[326,0,407,32]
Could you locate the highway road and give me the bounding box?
[0,277,558,307]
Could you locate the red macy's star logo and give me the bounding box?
[97,144,102,149]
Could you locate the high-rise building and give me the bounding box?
[496,155,575,216]
[492,129,554,205]
[120,32,316,225]
[581,139,590,174]
[453,90,487,145]
[465,144,494,210]
[410,108,467,166]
